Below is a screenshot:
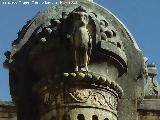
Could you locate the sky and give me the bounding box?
[0,0,160,101]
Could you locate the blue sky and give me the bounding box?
[0,0,160,101]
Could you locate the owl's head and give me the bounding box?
[72,12,89,27]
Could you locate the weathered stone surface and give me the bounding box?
[138,115,160,120]
[0,101,16,120]
[138,99,160,111]
[138,99,160,120]
[4,0,145,120]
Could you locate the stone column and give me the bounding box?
[144,64,160,97]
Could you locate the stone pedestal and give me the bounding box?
[33,72,123,120]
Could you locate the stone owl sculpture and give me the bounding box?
[71,11,92,72]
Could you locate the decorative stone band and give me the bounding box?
[33,72,123,98]
[68,89,118,111]
[62,72,124,97]
[32,71,122,118]
[39,89,118,116]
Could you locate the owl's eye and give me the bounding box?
[84,15,87,20]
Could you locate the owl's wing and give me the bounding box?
[86,12,100,59]
[70,28,76,47]
[87,12,100,47]
[87,32,92,62]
